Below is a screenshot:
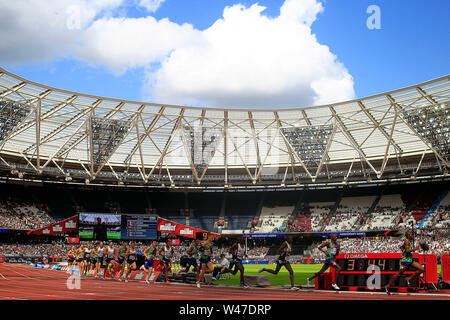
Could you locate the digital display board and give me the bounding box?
[121,215,158,240]
[333,253,424,289]
[243,233,287,238]
[78,213,121,239]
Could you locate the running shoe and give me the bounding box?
[331,283,340,290]
[290,286,299,291]
[125,279,128,283]
[196,282,201,288]
[258,268,264,273]
[406,279,411,287]
[145,279,150,284]
[306,278,311,286]
[166,281,170,284]
[385,286,391,295]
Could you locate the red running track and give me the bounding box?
[0,264,448,300]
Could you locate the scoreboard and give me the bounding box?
[316,253,438,291]
[121,215,158,240]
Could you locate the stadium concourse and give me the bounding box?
[0,70,449,300]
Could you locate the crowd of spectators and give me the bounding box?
[310,235,449,258]
[322,206,363,232]
[0,241,71,257]
[0,201,56,230]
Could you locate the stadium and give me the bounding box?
[0,66,449,302]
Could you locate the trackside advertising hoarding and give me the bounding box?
[29,215,78,235]
[157,218,219,239]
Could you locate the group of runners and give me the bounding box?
[66,231,426,293]
[66,233,217,286]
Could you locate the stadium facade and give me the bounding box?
[0,67,448,189]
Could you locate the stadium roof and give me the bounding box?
[0,67,449,189]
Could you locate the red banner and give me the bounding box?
[157,218,219,239]
[68,237,80,244]
[29,215,78,235]
[441,254,450,283]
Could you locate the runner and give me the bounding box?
[89,245,97,276]
[159,240,174,284]
[143,241,158,284]
[95,241,105,278]
[183,239,200,276]
[259,236,298,290]
[306,234,341,290]
[104,242,116,279]
[75,244,84,275]
[229,238,248,288]
[82,242,93,277]
[66,246,76,273]
[123,241,138,282]
[385,231,425,295]
[115,242,128,281]
[197,234,215,288]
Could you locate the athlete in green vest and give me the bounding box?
[385,231,424,295]
[197,234,215,288]
[115,242,128,281]
[307,233,342,290]
[143,241,158,284]
[182,239,200,275]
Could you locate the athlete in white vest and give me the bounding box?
[104,242,116,279]
[95,242,105,278]
[124,242,138,282]
[159,240,174,284]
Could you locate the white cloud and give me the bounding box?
[138,0,166,13]
[76,16,200,75]
[0,0,125,64]
[148,0,354,108]
[0,0,355,108]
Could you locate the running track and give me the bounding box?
[0,264,448,300]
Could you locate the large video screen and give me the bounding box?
[79,213,158,240]
[78,213,122,239]
[121,215,158,240]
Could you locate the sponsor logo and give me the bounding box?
[134,272,144,280]
[179,228,194,235]
[159,223,177,232]
[65,220,77,229]
[52,225,63,232]
[344,253,368,259]
[42,229,50,234]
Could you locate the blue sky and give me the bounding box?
[2,0,449,108]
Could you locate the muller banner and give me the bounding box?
[29,215,78,236]
[157,218,219,239]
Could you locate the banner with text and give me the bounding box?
[157,218,219,239]
[30,215,78,236]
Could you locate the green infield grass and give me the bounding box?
[212,264,323,286]
[209,263,444,287]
